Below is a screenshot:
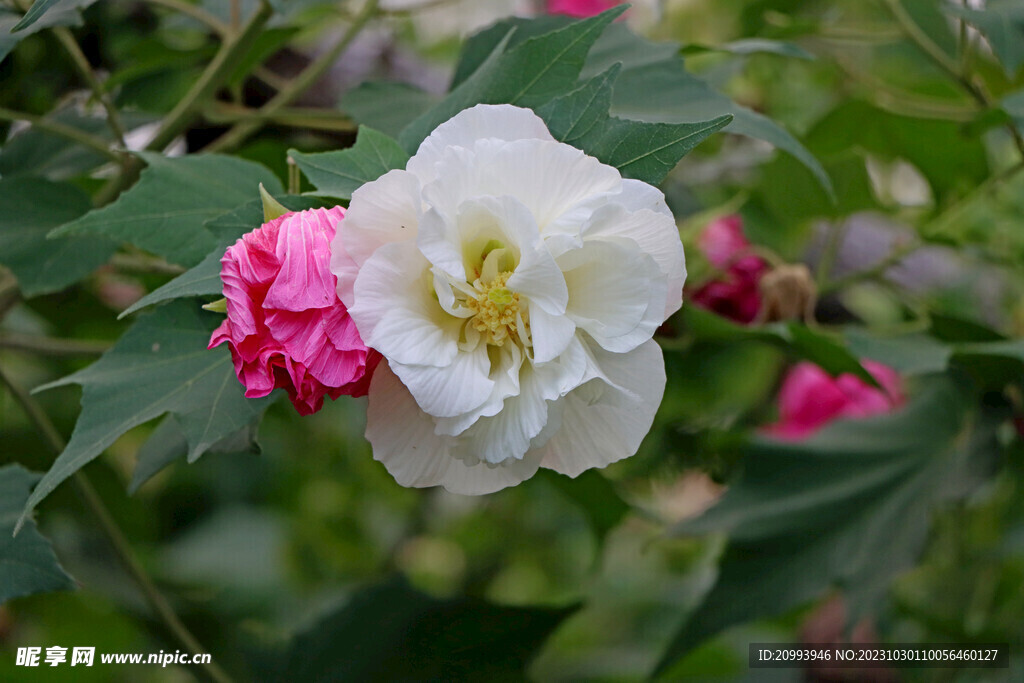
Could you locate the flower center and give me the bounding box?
[467,271,522,346]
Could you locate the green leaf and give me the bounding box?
[118,194,326,318]
[289,126,409,201]
[0,108,134,180]
[844,328,952,376]
[18,301,272,532]
[948,0,1024,77]
[680,307,875,385]
[581,24,833,197]
[656,376,999,674]
[341,81,442,138]
[0,0,96,64]
[0,177,116,297]
[536,64,731,184]
[11,0,62,32]
[278,577,577,682]
[398,8,625,153]
[128,415,261,494]
[0,464,75,603]
[537,469,630,544]
[50,153,282,267]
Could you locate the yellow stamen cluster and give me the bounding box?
[467,271,521,346]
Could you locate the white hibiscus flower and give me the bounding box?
[332,104,685,494]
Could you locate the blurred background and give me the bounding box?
[2,0,1023,680]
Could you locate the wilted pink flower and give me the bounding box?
[209,206,379,416]
[690,215,767,324]
[547,0,623,18]
[763,360,904,440]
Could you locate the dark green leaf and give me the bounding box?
[51,153,282,267]
[290,126,409,201]
[0,109,126,180]
[0,177,116,297]
[118,194,326,318]
[537,469,630,543]
[341,81,442,138]
[11,0,62,32]
[0,464,75,603]
[537,63,731,184]
[399,8,625,153]
[18,301,272,532]
[0,0,96,64]
[844,328,952,376]
[656,376,998,674]
[129,415,261,494]
[680,307,874,384]
[279,577,577,682]
[580,24,833,197]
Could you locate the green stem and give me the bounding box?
[145,0,229,35]
[0,333,110,357]
[884,0,1024,160]
[51,27,128,148]
[203,0,380,153]
[0,106,121,162]
[110,252,186,276]
[0,364,234,683]
[204,102,358,133]
[145,0,273,152]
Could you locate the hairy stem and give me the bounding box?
[0,364,234,683]
[203,0,380,153]
[145,0,273,152]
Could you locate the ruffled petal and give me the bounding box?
[336,169,421,270]
[391,341,493,418]
[407,104,555,185]
[350,241,462,368]
[537,338,665,477]
[264,207,342,312]
[558,238,665,353]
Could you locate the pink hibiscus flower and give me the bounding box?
[690,215,768,324]
[763,360,904,440]
[209,206,380,416]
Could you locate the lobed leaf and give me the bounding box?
[655,375,1000,675]
[18,301,272,533]
[0,465,75,604]
[0,177,116,297]
[289,127,409,201]
[50,153,282,267]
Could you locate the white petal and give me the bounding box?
[581,204,686,319]
[612,179,673,217]
[367,363,456,487]
[367,363,543,495]
[391,342,493,418]
[537,339,666,477]
[407,104,554,185]
[338,169,421,269]
[558,239,665,353]
[350,241,461,367]
[434,342,523,436]
[423,139,621,230]
[527,303,576,364]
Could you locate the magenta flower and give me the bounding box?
[690,215,767,324]
[547,0,623,18]
[209,206,379,416]
[763,360,904,440]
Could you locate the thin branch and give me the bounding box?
[145,0,274,152]
[0,333,110,357]
[0,364,234,683]
[203,0,380,153]
[0,106,121,162]
[109,252,186,276]
[204,102,358,133]
[51,27,128,148]
[883,0,1024,160]
[145,0,230,35]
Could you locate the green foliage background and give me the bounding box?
[0,0,1023,681]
